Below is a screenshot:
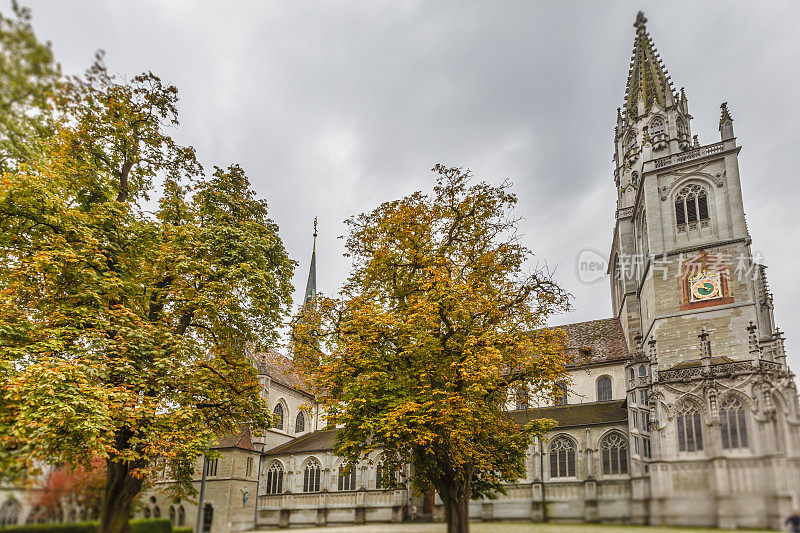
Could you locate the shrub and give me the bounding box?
[0,523,97,533]
[173,529,193,533]
[0,520,173,533]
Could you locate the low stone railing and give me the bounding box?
[654,141,725,169]
[259,488,406,510]
[659,359,781,383]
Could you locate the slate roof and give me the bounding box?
[549,317,630,367]
[249,317,627,397]
[507,400,628,428]
[263,401,628,455]
[213,423,256,451]
[251,350,313,396]
[264,429,337,455]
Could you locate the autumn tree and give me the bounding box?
[0,37,294,533]
[0,1,59,172]
[30,457,105,523]
[292,165,570,533]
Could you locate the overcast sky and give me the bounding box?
[20,1,800,366]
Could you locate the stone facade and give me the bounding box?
[606,10,800,530]
[142,446,261,533]
[110,11,800,533]
[3,10,798,533]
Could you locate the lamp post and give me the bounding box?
[539,439,547,522]
[195,457,208,532]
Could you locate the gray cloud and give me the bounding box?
[23,0,800,365]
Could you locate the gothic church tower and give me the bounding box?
[609,12,800,529]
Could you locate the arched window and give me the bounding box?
[375,462,386,490]
[273,403,285,431]
[554,381,568,406]
[676,117,688,136]
[650,116,665,136]
[303,459,321,492]
[153,506,161,518]
[265,462,284,494]
[675,184,709,227]
[178,505,185,526]
[201,504,213,533]
[0,498,21,526]
[169,506,175,525]
[677,402,704,452]
[625,131,637,151]
[638,365,647,378]
[597,376,612,402]
[144,507,151,519]
[720,396,748,449]
[338,464,357,491]
[295,411,306,434]
[600,433,628,475]
[773,394,787,452]
[549,436,576,478]
[515,387,529,410]
[628,367,635,381]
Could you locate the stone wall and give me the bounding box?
[256,381,320,451]
[257,490,406,528]
[139,448,261,533]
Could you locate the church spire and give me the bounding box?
[303,217,317,307]
[623,11,676,120]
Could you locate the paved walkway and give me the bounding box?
[250,522,772,533]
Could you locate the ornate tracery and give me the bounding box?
[265,461,284,494]
[303,459,321,492]
[600,432,629,475]
[719,396,748,449]
[549,436,576,478]
[676,401,704,452]
[674,184,709,230]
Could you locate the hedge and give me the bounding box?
[173,529,192,533]
[130,519,172,533]
[0,519,173,533]
[0,524,96,533]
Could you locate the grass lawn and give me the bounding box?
[252,523,775,533]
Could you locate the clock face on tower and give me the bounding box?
[689,272,722,302]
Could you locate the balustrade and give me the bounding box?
[654,141,725,169]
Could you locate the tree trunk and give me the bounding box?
[443,492,470,533]
[98,457,145,533]
[440,484,471,533]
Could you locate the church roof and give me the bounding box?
[550,317,630,366]
[252,350,313,396]
[213,423,257,451]
[264,428,337,455]
[251,317,629,397]
[507,400,628,428]
[263,400,629,456]
[623,12,675,120]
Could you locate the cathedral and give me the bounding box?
[136,11,800,532]
[2,10,797,533]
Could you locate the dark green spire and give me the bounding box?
[623,12,675,120]
[303,217,317,306]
